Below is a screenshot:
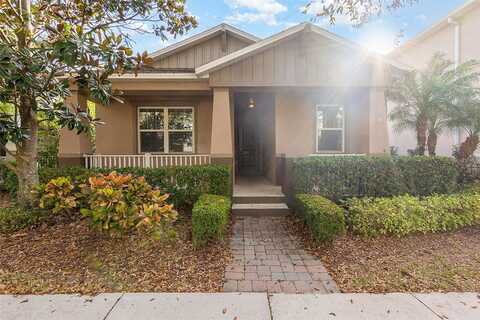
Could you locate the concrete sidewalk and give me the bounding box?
[1,292,479,320]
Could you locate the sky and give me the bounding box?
[131,0,469,55]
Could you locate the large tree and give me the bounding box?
[304,0,418,26]
[388,54,480,156]
[0,0,197,206]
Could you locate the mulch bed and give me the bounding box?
[287,216,480,293]
[0,216,231,295]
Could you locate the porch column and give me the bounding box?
[210,87,234,165]
[368,61,389,154]
[58,90,92,166]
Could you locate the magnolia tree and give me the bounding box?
[0,0,197,206]
[304,0,418,26]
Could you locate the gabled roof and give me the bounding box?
[392,0,480,56]
[195,22,409,76]
[149,23,260,59]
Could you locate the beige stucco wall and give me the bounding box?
[58,91,92,164]
[95,94,213,155]
[389,3,480,156]
[275,88,373,157]
[393,4,480,69]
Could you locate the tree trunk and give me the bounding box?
[427,130,438,156]
[457,135,480,160]
[416,117,428,156]
[14,0,38,207]
[16,99,39,207]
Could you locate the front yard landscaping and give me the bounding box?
[291,217,480,293]
[0,165,233,295]
[289,155,480,293]
[0,212,230,295]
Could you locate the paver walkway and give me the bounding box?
[223,216,338,293]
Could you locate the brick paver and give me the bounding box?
[223,216,339,294]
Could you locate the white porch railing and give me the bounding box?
[83,154,211,169]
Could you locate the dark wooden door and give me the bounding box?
[236,102,261,176]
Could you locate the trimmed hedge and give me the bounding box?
[0,164,231,208]
[346,193,480,238]
[0,207,49,234]
[192,194,231,247]
[293,156,460,201]
[395,156,459,196]
[295,194,346,242]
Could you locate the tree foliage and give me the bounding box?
[304,0,418,26]
[0,0,197,205]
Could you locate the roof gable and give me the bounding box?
[149,23,259,60]
[196,23,407,76]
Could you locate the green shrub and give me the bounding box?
[1,165,231,208]
[114,165,231,208]
[192,194,231,247]
[346,193,480,237]
[293,156,407,201]
[0,207,49,233]
[0,162,18,195]
[295,194,346,242]
[293,156,460,201]
[80,171,178,237]
[395,156,459,196]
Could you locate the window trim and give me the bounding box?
[315,104,345,153]
[137,106,195,154]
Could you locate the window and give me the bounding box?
[316,105,344,153]
[138,107,194,153]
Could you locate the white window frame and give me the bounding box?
[137,106,195,154]
[315,104,345,153]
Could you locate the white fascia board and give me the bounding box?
[108,73,206,80]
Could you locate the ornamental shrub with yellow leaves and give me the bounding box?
[36,177,78,214]
[79,171,177,237]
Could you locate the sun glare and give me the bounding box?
[359,29,397,54]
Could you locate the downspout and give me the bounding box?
[448,17,462,146]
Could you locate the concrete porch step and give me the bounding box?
[233,195,287,204]
[232,203,291,216]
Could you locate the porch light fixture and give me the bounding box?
[248,97,256,109]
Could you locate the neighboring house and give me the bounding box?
[389,0,480,156]
[58,22,403,186]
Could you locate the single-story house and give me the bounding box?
[59,22,404,186]
[389,0,480,156]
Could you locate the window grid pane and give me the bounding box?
[139,107,194,153]
[139,108,164,130]
[316,105,344,152]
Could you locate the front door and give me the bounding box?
[235,94,262,176]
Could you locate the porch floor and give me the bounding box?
[234,177,283,197]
